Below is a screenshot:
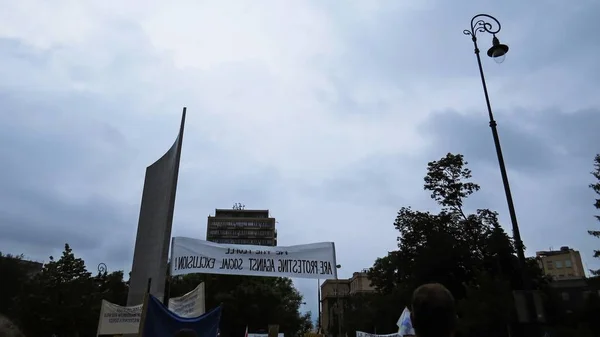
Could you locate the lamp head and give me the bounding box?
[487,35,509,64]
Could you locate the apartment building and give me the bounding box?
[320,271,375,337]
[536,246,585,280]
[206,208,277,246]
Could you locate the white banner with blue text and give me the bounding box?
[168,282,205,318]
[170,237,338,279]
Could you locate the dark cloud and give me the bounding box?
[420,107,600,174]
[307,153,434,210]
[0,185,134,250]
[0,97,136,268]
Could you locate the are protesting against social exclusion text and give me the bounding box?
[170,237,338,280]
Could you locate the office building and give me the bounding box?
[206,208,277,246]
[536,246,586,280]
[320,271,375,337]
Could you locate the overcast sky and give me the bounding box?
[1,0,599,319]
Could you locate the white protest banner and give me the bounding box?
[168,282,205,317]
[356,332,401,337]
[170,237,338,279]
[96,301,142,336]
[248,334,284,337]
[97,283,205,335]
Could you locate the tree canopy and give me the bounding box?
[369,153,537,291]
[5,244,125,337]
[342,291,402,337]
[367,153,549,337]
[0,253,33,318]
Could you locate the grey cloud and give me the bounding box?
[0,93,169,269]
[420,107,600,174]
[0,185,134,248]
[419,109,554,174]
[316,0,600,95]
[305,153,432,209]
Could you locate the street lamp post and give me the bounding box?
[463,14,537,333]
[317,279,322,334]
[334,264,342,337]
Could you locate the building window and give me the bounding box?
[564,259,572,268]
[561,292,569,301]
[555,261,563,268]
[545,260,553,270]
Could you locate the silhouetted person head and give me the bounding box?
[410,283,457,337]
[0,314,25,337]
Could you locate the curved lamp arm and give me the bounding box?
[97,262,107,274]
[463,14,502,40]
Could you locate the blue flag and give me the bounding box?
[141,295,222,337]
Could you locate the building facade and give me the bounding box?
[320,271,375,337]
[536,246,586,280]
[206,208,277,246]
[547,278,595,315]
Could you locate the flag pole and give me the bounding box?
[317,279,321,334]
[164,237,175,305]
[138,278,152,337]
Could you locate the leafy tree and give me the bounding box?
[3,244,130,337]
[368,251,402,295]
[17,244,100,337]
[0,253,31,318]
[298,311,314,336]
[367,153,547,337]
[171,274,311,337]
[370,154,514,292]
[457,271,513,337]
[589,154,600,275]
[343,291,402,336]
[343,293,377,335]
[94,270,129,306]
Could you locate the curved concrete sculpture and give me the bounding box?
[127,108,186,306]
